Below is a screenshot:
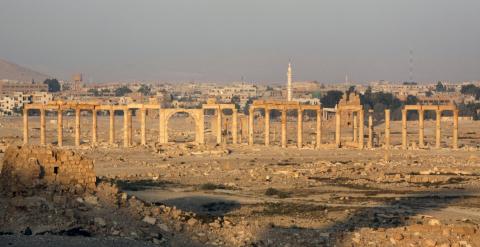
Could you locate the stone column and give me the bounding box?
[418,109,424,148]
[335,110,341,147]
[272,124,276,143]
[368,110,373,149]
[353,113,358,143]
[358,110,364,149]
[435,110,441,149]
[92,109,97,145]
[402,109,407,150]
[453,109,458,149]
[384,109,390,149]
[109,109,115,145]
[40,108,46,145]
[197,112,205,144]
[223,117,228,145]
[23,108,29,145]
[57,109,63,147]
[238,116,243,144]
[216,107,222,144]
[281,109,287,148]
[75,108,81,147]
[297,108,303,148]
[264,108,270,146]
[158,109,163,143]
[232,111,238,144]
[123,108,129,147]
[158,109,167,144]
[316,109,322,149]
[141,109,146,145]
[127,109,132,146]
[248,108,254,145]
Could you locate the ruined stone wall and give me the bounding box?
[338,92,362,127]
[0,145,96,196]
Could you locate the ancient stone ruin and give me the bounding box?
[0,145,96,196]
[23,99,460,150]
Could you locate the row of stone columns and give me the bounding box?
[246,107,370,149]
[249,108,323,148]
[22,106,460,150]
[24,108,139,148]
[24,106,239,147]
[401,109,459,149]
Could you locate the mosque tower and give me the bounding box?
[287,62,292,101]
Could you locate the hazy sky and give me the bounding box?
[1,0,479,83]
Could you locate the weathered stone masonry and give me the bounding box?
[0,145,96,196]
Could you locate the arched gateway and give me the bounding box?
[158,108,204,144]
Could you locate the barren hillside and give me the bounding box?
[0,58,50,82]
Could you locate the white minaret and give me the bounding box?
[287,62,292,101]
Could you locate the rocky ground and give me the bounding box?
[0,116,479,246]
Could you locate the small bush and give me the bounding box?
[265,188,290,198]
[199,183,225,190]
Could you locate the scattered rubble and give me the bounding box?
[1,114,480,246]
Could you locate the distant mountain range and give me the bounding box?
[0,58,50,83]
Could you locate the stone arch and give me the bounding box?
[166,111,196,142]
[159,109,204,144]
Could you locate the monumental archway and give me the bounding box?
[159,108,204,144]
[166,111,197,142]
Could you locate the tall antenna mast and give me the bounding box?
[409,48,414,82]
